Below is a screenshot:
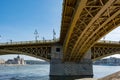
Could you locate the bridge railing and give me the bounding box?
[0,39,59,45]
[0,39,119,46]
[98,40,120,44]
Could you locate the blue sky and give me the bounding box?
[0,0,120,60]
[0,0,62,42]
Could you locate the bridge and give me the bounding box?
[1,40,120,61]
[0,0,120,80]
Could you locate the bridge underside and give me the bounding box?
[60,0,120,61]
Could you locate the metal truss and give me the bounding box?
[0,43,53,61]
[61,0,120,61]
[92,42,120,61]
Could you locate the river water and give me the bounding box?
[0,64,120,80]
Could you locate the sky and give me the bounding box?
[0,0,62,42]
[0,0,120,60]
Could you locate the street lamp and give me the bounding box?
[53,29,56,41]
[103,36,105,40]
[43,37,45,42]
[34,29,39,42]
[10,39,12,44]
[0,35,1,40]
[0,35,1,43]
[103,36,106,42]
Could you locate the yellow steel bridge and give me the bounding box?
[0,0,120,62]
[60,0,120,61]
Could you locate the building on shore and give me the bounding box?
[25,60,49,65]
[93,57,120,66]
[5,55,26,65]
[0,59,5,64]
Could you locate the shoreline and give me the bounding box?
[99,71,120,80]
[77,71,120,80]
[0,64,26,66]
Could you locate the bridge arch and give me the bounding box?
[0,44,52,61]
[92,44,120,61]
[0,49,50,61]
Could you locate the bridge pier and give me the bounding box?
[50,45,93,80]
[50,58,93,80]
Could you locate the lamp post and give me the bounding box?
[10,39,12,44]
[53,29,56,41]
[0,35,1,43]
[34,29,39,42]
[43,37,45,42]
[103,36,106,42]
[0,35,1,40]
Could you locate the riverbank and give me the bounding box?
[76,78,98,80]
[0,64,26,66]
[99,71,120,80]
[76,71,120,80]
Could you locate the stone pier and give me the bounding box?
[49,45,93,80]
[50,58,93,80]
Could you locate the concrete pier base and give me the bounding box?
[49,58,93,80]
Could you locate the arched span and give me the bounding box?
[92,42,120,61]
[0,44,52,61]
[92,51,120,61]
